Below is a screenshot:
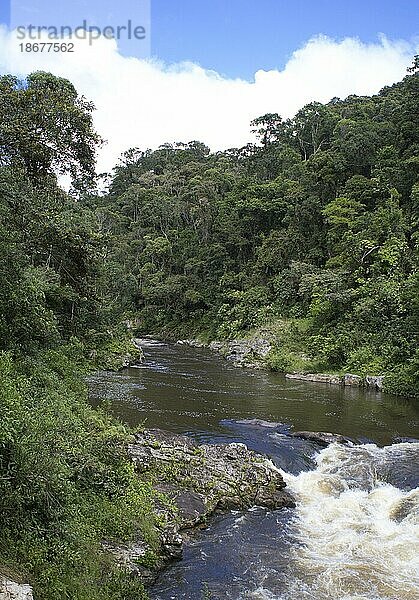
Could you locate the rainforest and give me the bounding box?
[0,66,418,599]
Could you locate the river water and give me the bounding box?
[88,340,419,600]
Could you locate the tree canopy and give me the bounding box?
[0,67,418,600]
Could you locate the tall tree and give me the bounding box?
[0,72,101,190]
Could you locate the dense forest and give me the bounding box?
[95,68,419,396]
[0,66,418,598]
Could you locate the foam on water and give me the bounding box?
[274,442,419,600]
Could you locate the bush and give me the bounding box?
[266,348,312,373]
[0,346,157,600]
[344,346,386,376]
[385,350,419,397]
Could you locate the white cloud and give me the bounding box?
[0,28,417,174]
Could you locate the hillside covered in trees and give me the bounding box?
[0,68,418,598]
[95,70,419,396]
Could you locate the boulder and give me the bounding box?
[365,375,384,390]
[0,580,33,600]
[344,373,363,386]
[289,431,354,447]
[128,430,294,514]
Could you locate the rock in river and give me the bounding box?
[129,429,294,514]
[289,430,354,447]
[110,429,295,582]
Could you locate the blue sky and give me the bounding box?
[0,0,417,171]
[1,0,418,79]
[151,0,418,79]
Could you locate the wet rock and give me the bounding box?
[172,490,207,526]
[285,373,342,385]
[235,419,284,429]
[289,431,354,447]
[393,436,419,444]
[115,429,294,582]
[390,491,419,522]
[365,375,384,390]
[344,373,363,386]
[0,579,33,600]
[153,482,208,529]
[209,338,272,368]
[176,339,207,348]
[160,527,183,560]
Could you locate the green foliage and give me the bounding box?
[134,550,158,569]
[385,352,419,397]
[0,72,101,190]
[343,346,386,376]
[92,337,143,371]
[0,347,156,600]
[87,73,418,395]
[266,348,312,373]
[0,65,418,600]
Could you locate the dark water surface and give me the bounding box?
[87,340,419,600]
[88,339,418,446]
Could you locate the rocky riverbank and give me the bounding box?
[1,427,297,599]
[285,372,384,390]
[176,337,385,390]
[177,335,272,368]
[107,429,294,583]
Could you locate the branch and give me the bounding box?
[361,245,380,263]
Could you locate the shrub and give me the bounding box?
[0,346,157,600]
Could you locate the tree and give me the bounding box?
[0,72,101,189]
[407,55,419,73]
[293,102,338,160]
[250,113,290,147]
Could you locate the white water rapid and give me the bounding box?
[253,442,419,600]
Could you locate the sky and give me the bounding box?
[151,0,418,79]
[0,0,418,174]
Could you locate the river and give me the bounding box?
[88,339,419,600]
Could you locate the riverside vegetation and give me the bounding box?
[95,63,418,396]
[0,63,418,598]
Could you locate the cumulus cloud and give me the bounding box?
[0,28,416,174]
